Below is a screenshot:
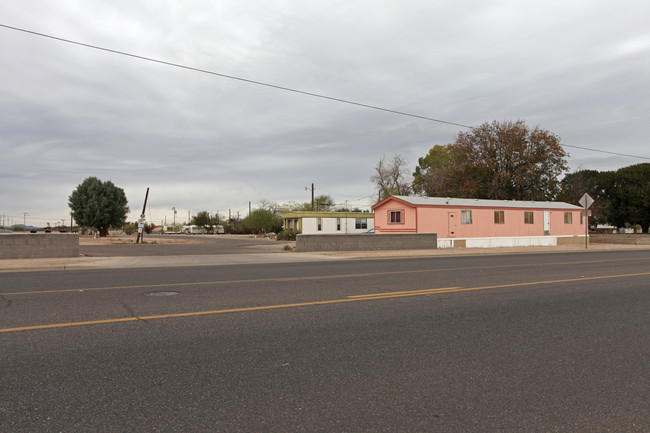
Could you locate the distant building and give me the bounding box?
[283,211,374,235]
[182,225,224,234]
[372,196,586,248]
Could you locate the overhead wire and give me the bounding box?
[1,23,649,161]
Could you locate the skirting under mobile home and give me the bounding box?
[372,196,586,248]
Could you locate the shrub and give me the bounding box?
[277,230,299,241]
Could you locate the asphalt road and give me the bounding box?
[1,250,649,432]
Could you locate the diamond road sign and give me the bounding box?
[579,193,594,209]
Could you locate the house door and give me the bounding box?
[448,212,458,237]
[543,210,551,235]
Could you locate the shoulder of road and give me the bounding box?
[1,243,649,273]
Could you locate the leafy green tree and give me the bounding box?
[412,144,454,196]
[191,211,222,232]
[144,222,155,235]
[557,169,610,226]
[239,209,283,234]
[603,163,650,230]
[68,177,129,236]
[314,194,335,211]
[451,120,568,200]
[414,121,568,200]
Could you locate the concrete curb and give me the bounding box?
[1,243,648,273]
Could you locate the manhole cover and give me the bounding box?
[146,291,179,297]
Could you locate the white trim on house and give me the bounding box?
[437,235,586,248]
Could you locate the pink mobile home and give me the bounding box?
[372,196,586,248]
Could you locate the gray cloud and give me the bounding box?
[1,0,649,227]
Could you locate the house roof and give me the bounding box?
[282,211,373,219]
[375,195,583,210]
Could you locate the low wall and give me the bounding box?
[590,234,650,245]
[0,233,80,259]
[296,233,437,252]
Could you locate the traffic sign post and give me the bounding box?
[579,193,594,249]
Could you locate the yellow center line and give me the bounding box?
[3,257,644,296]
[0,287,458,334]
[348,287,463,298]
[2,271,649,334]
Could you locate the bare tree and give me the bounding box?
[258,199,281,214]
[371,154,412,201]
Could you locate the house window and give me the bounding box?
[317,218,322,231]
[494,210,505,224]
[524,212,534,224]
[461,210,472,224]
[336,218,341,231]
[564,212,573,224]
[389,210,402,224]
[355,218,367,229]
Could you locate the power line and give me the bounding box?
[1,23,649,161]
[0,23,472,130]
[561,143,649,161]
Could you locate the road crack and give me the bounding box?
[0,293,12,309]
[120,302,146,323]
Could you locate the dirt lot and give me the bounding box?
[78,233,263,245]
[77,234,291,257]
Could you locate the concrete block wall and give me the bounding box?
[0,234,80,259]
[296,233,437,252]
[590,234,650,244]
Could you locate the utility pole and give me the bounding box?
[23,212,28,227]
[305,183,315,210]
[136,187,149,244]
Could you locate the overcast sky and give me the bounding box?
[1,1,649,227]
